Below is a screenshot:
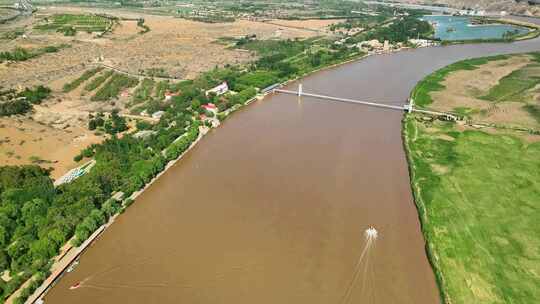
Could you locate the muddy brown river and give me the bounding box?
[45,22,540,304]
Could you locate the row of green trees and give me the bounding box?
[0,45,68,63]
[63,67,103,92]
[87,110,128,135]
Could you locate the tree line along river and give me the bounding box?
[44,16,540,304]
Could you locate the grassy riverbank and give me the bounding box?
[404,53,540,303]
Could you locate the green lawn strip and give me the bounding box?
[91,73,139,102]
[62,67,103,92]
[411,55,511,108]
[131,78,155,104]
[404,116,540,304]
[84,70,113,92]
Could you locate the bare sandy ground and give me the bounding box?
[0,117,102,179]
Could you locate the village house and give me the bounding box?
[205,82,229,97]
[164,90,180,101]
[201,103,218,114]
[152,111,165,120]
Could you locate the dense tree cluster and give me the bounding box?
[0,86,51,117]
[88,110,128,135]
[0,45,68,63]
[364,17,433,43]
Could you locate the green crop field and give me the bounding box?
[35,14,113,34]
[63,67,103,92]
[91,73,138,102]
[84,70,113,92]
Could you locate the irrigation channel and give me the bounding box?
[44,17,540,304]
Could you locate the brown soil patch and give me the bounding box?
[0,117,102,179]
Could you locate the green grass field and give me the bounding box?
[406,52,540,303]
[404,117,540,304]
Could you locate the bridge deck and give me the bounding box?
[275,89,405,111]
[274,88,457,119]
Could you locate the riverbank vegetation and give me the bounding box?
[405,53,540,304]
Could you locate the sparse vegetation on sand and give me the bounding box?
[405,53,540,304]
[410,55,510,108]
[480,53,540,103]
[62,67,103,92]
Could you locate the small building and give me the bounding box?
[201,103,218,113]
[205,82,229,97]
[164,90,180,101]
[133,130,157,139]
[152,111,165,120]
[120,90,130,98]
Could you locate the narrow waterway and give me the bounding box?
[45,22,540,304]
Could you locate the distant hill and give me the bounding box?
[392,0,540,16]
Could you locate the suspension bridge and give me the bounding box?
[273,84,457,120]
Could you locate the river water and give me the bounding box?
[45,20,540,304]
